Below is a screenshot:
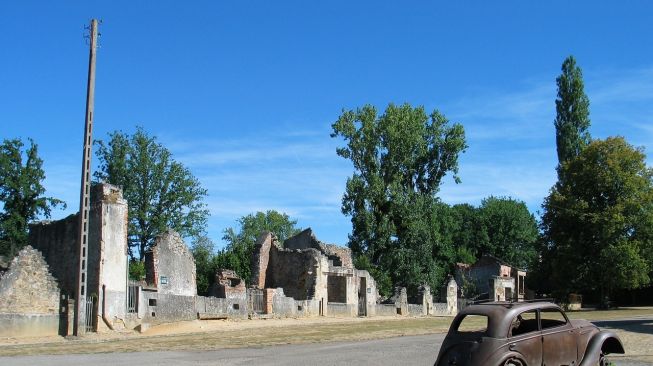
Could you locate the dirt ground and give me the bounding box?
[1,307,652,361]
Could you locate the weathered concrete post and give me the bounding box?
[394,287,408,316]
[418,284,433,316]
[74,18,99,336]
[446,278,458,315]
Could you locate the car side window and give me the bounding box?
[509,310,538,337]
[540,308,568,330]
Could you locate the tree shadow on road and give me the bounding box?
[592,319,653,335]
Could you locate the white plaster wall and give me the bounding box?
[97,185,128,323]
[101,203,128,292]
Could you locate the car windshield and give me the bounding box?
[456,314,489,334]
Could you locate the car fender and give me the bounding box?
[578,330,625,366]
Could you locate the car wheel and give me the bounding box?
[503,358,524,366]
[598,352,611,366]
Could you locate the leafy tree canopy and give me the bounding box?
[0,138,64,258]
[476,196,539,269]
[94,127,209,260]
[542,137,653,301]
[331,103,467,296]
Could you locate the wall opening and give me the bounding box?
[327,275,347,303]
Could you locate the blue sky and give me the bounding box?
[2,1,652,248]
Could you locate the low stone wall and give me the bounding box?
[327,302,354,317]
[196,295,247,319]
[0,313,59,337]
[139,291,196,325]
[375,304,398,316]
[271,288,319,317]
[432,302,449,315]
[407,304,424,316]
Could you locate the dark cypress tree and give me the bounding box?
[554,56,591,171]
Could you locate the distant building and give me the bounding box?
[455,254,527,301]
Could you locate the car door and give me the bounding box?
[507,309,542,366]
[540,307,577,366]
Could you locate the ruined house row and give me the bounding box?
[0,183,472,338]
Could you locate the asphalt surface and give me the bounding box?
[0,333,649,366]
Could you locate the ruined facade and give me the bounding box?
[28,183,129,332]
[145,230,197,296]
[251,228,378,317]
[455,254,527,301]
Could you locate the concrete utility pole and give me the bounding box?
[74,18,99,336]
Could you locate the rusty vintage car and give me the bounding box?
[434,300,624,366]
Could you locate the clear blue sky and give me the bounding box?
[2,1,652,248]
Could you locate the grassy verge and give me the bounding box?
[0,317,452,356]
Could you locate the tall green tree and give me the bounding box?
[214,210,301,285]
[476,196,538,269]
[0,139,64,258]
[554,55,591,168]
[542,137,653,303]
[94,127,209,260]
[331,103,467,295]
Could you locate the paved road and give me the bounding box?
[0,333,649,366]
[3,335,444,366]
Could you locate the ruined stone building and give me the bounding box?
[455,254,527,302]
[251,228,378,317]
[0,183,129,336]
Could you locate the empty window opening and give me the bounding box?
[327,276,347,303]
[149,299,157,306]
[233,303,239,310]
[328,255,342,266]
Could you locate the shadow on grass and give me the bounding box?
[592,319,653,335]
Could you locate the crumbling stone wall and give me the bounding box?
[209,269,245,298]
[283,228,353,268]
[266,246,320,301]
[29,214,79,296]
[0,246,60,314]
[250,232,274,289]
[145,230,197,296]
[0,246,60,337]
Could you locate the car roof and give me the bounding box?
[454,301,564,338]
